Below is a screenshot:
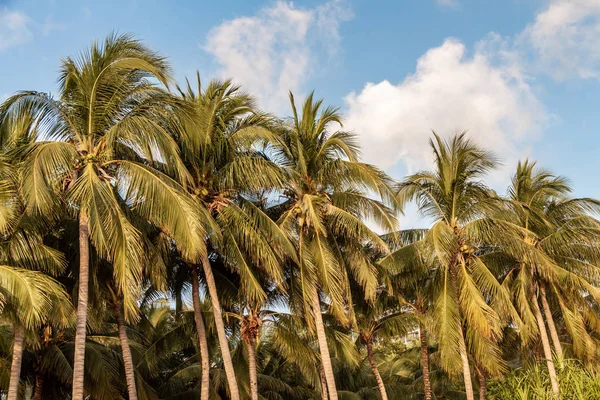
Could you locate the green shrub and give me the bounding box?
[488,360,600,400]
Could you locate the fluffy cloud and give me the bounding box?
[522,0,600,79]
[0,8,31,51]
[204,0,352,113]
[344,38,545,183]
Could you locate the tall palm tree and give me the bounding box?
[273,92,398,399]
[0,100,73,400]
[174,75,293,400]
[494,160,600,395]
[381,231,434,400]
[354,285,417,400]
[396,133,520,400]
[2,34,204,399]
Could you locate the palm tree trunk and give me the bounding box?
[311,286,338,400]
[457,322,475,400]
[7,325,24,400]
[319,364,328,400]
[540,284,563,357]
[72,212,90,400]
[191,267,211,400]
[365,338,388,400]
[247,336,259,400]
[200,254,240,400]
[114,301,138,400]
[476,366,486,400]
[533,296,559,396]
[33,369,44,400]
[419,324,433,400]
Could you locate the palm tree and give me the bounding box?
[381,231,435,400]
[2,34,205,399]
[0,101,73,400]
[273,92,398,399]
[396,133,520,400]
[354,285,417,400]
[494,160,600,395]
[173,75,293,400]
[3,268,71,400]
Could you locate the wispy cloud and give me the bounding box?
[436,0,459,8]
[42,14,66,36]
[520,0,600,80]
[204,0,353,113]
[0,8,32,51]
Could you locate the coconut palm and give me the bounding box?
[2,34,205,399]
[0,101,73,400]
[380,231,435,400]
[395,133,522,400]
[492,160,600,396]
[353,284,418,400]
[272,92,398,399]
[173,75,293,400]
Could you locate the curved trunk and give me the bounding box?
[72,212,90,400]
[534,296,559,396]
[365,337,388,400]
[419,324,432,400]
[246,336,258,400]
[319,364,328,400]
[201,254,240,400]
[191,267,211,400]
[457,322,475,400]
[7,325,24,400]
[476,367,486,400]
[311,287,338,400]
[34,369,44,400]
[114,301,138,400]
[540,284,563,357]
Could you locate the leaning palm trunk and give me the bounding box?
[365,338,388,400]
[540,284,563,357]
[246,336,259,400]
[457,321,475,400]
[319,364,329,400]
[533,295,559,396]
[7,325,24,400]
[419,324,433,400]
[114,301,138,400]
[476,366,486,400]
[191,267,211,400]
[201,255,240,400]
[311,287,338,400]
[72,213,90,400]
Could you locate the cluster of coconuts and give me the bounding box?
[193,187,209,197]
[459,244,475,254]
[73,153,99,168]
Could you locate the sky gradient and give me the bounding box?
[1,0,599,227]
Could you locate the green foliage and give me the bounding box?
[0,33,599,400]
[488,360,600,400]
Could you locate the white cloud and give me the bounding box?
[344,37,545,185]
[0,8,32,51]
[522,0,600,79]
[204,0,352,113]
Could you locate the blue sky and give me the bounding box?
[1,0,600,226]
